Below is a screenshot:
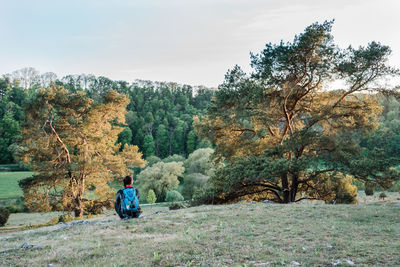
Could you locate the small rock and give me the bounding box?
[20,243,38,249]
[254,262,270,266]
[290,261,301,266]
[346,259,355,265]
[326,244,333,249]
[302,247,307,251]
[333,260,342,266]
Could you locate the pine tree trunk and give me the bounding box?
[281,173,290,203]
[289,175,299,202]
[74,197,83,218]
[73,177,85,217]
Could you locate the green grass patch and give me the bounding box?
[0,164,23,172]
[0,172,33,202]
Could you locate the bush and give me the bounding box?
[145,155,161,166]
[58,214,73,223]
[184,148,216,176]
[163,154,185,163]
[165,190,184,202]
[191,183,216,206]
[137,161,184,202]
[83,200,109,215]
[0,208,10,226]
[365,182,374,196]
[182,173,209,200]
[146,189,157,204]
[5,205,26,213]
[307,172,358,204]
[365,187,374,196]
[379,192,387,200]
[335,176,358,204]
[169,202,188,210]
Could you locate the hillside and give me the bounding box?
[1,200,399,266]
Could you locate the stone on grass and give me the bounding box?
[254,262,270,266]
[333,260,342,266]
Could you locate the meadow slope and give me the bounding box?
[1,201,399,266]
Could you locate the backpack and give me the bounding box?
[115,187,139,218]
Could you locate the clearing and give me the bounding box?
[1,198,399,266]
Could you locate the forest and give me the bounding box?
[0,71,214,164]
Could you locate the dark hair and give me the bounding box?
[123,175,133,187]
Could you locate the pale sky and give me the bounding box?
[1,0,399,87]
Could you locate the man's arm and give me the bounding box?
[115,189,123,218]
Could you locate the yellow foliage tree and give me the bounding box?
[19,85,146,216]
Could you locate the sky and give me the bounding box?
[1,0,399,87]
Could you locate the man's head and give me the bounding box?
[123,175,133,187]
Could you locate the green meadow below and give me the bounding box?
[1,199,399,266]
[0,171,33,207]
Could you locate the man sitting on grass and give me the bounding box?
[115,175,141,219]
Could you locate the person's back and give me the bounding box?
[115,175,141,219]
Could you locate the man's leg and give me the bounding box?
[134,207,142,218]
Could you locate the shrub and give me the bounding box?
[182,173,209,200]
[365,187,374,196]
[365,182,374,196]
[162,154,185,163]
[146,155,161,166]
[307,172,357,204]
[46,217,60,225]
[0,208,10,227]
[165,190,184,202]
[58,214,73,223]
[191,183,216,206]
[184,148,216,176]
[379,192,387,200]
[137,161,184,201]
[335,176,358,204]
[147,189,157,204]
[83,200,109,215]
[6,205,22,213]
[169,202,188,210]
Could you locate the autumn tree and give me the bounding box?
[19,85,146,216]
[196,21,399,203]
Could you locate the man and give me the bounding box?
[115,175,141,219]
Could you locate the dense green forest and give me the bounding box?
[0,69,214,165]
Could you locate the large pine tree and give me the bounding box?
[196,21,400,203]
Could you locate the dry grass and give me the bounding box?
[1,196,399,266]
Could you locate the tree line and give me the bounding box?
[0,72,215,165]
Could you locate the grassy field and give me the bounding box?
[1,198,399,266]
[0,171,33,206]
